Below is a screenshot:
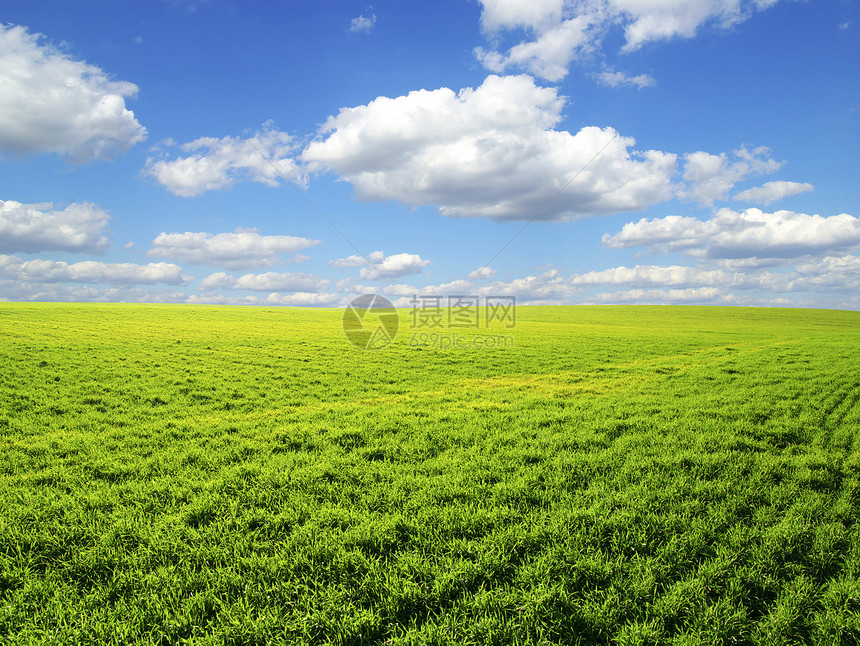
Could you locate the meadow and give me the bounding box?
[0,303,858,645]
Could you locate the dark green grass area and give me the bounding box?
[1,303,859,645]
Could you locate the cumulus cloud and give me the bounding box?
[186,291,341,307]
[349,14,376,33]
[148,229,320,269]
[487,268,575,302]
[468,266,497,279]
[382,263,798,306]
[475,10,603,82]
[363,253,431,280]
[569,263,797,292]
[0,200,111,254]
[603,214,707,252]
[574,254,860,306]
[145,126,303,197]
[613,0,772,52]
[572,264,731,288]
[475,0,786,80]
[478,0,566,31]
[0,24,146,161]
[304,74,677,221]
[603,208,860,259]
[791,255,860,292]
[0,281,194,303]
[0,255,188,285]
[260,292,341,306]
[331,250,431,279]
[597,69,656,89]
[383,269,575,305]
[198,271,329,292]
[375,253,860,308]
[0,279,338,306]
[585,286,733,304]
[382,279,475,298]
[679,146,783,206]
[329,252,376,269]
[734,180,814,205]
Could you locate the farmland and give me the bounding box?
[1,303,859,645]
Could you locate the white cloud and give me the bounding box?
[612,0,762,52]
[475,11,603,82]
[331,250,431,279]
[0,255,188,285]
[576,253,860,305]
[789,255,860,295]
[185,293,261,306]
[187,291,341,307]
[580,282,793,307]
[187,253,860,310]
[363,253,430,280]
[145,126,302,197]
[680,146,783,206]
[198,271,329,292]
[383,269,575,305]
[468,266,497,279]
[196,272,235,291]
[479,0,565,32]
[148,229,320,269]
[572,264,731,288]
[790,255,860,292]
[603,214,708,252]
[0,281,194,303]
[569,263,796,292]
[796,254,860,276]
[0,200,111,254]
[303,74,677,221]
[382,279,476,298]
[330,251,380,268]
[349,14,376,33]
[584,286,735,304]
[262,292,341,306]
[734,180,814,205]
[0,281,338,306]
[475,0,785,81]
[0,24,146,161]
[597,69,655,89]
[486,269,574,302]
[382,263,806,306]
[603,208,860,259]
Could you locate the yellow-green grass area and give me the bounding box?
[1,303,859,645]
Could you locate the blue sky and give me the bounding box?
[1,0,858,308]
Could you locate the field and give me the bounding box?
[1,303,859,645]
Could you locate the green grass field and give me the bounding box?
[1,303,859,645]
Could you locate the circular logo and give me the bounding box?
[342,294,399,350]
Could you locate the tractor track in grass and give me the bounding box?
[826,381,860,429]
[812,377,860,451]
[820,379,860,452]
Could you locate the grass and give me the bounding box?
[0,302,859,645]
